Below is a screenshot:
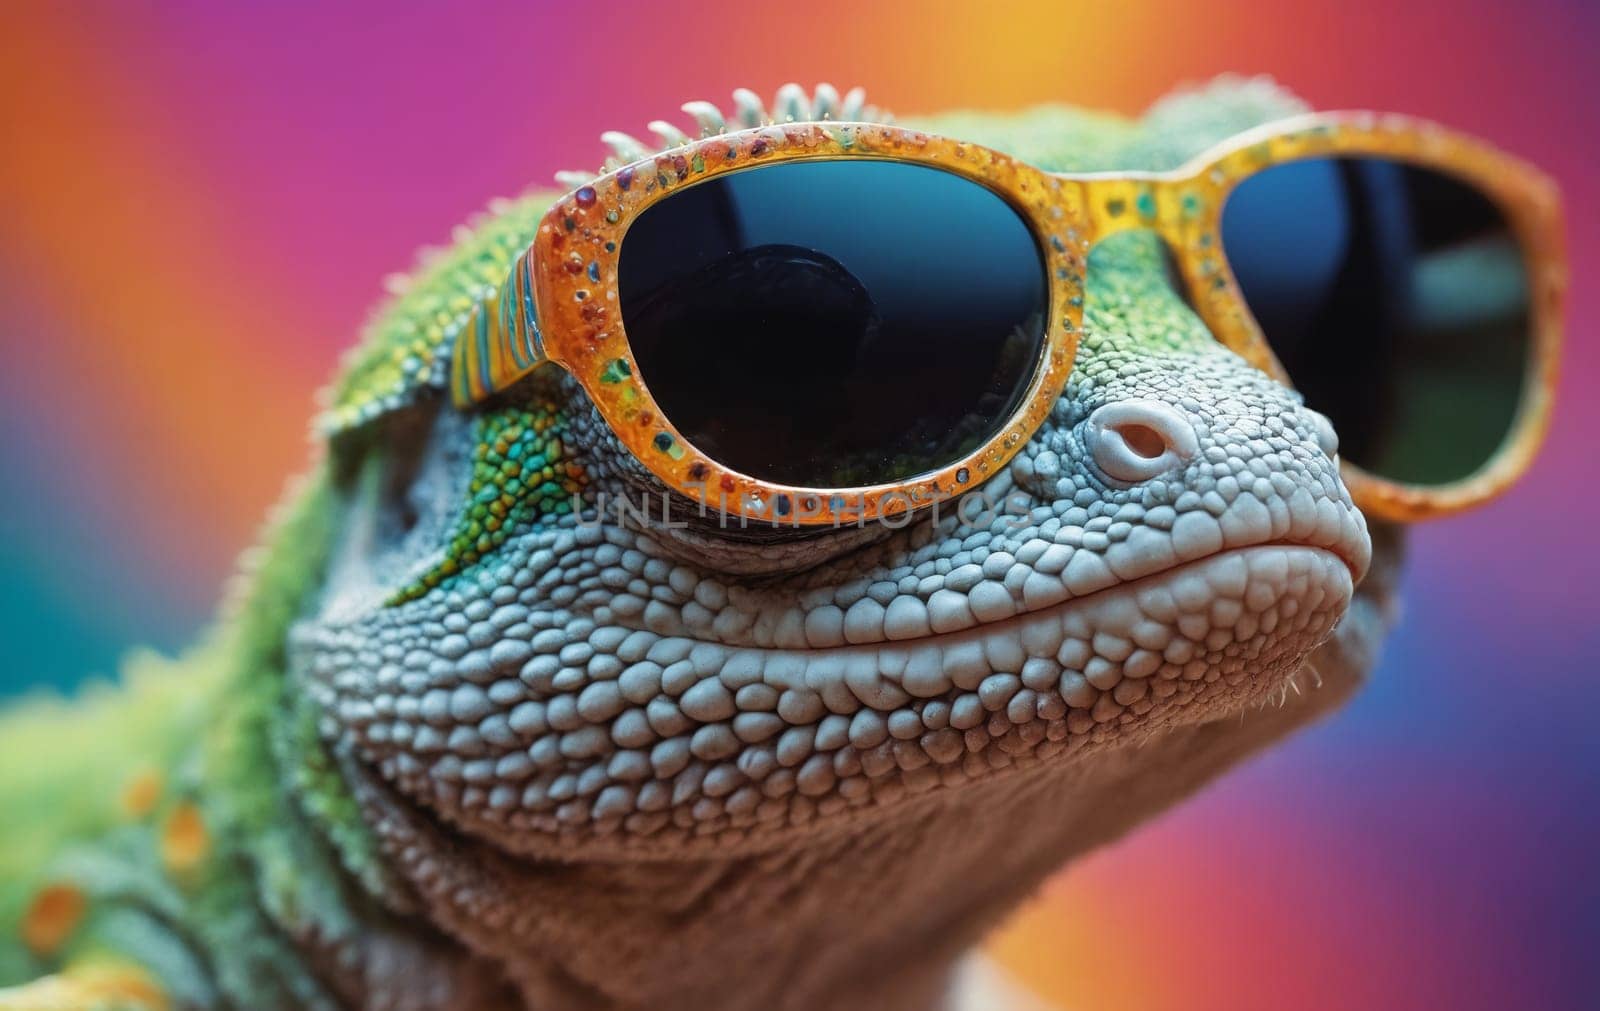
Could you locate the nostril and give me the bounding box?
[1085,400,1199,485]
[1118,423,1168,460]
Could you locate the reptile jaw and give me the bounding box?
[301,540,1356,858]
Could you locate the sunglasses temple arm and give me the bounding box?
[452,248,550,407]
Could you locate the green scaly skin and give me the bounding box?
[0,77,1398,1010]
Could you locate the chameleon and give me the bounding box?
[0,77,1399,1010]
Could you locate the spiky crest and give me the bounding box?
[553,82,890,189]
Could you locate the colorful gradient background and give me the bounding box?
[2,2,1596,1008]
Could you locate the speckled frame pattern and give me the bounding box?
[451,112,1565,524]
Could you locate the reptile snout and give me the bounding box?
[1084,399,1199,484]
[1305,407,1340,460]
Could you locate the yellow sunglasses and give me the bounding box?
[450,112,1564,525]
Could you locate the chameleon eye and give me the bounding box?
[1223,157,1532,488]
[616,159,1050,488]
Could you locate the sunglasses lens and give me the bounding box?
[1222,157,1531,487]
[618,160,1048,488]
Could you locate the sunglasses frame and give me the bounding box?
[452,112,1564,525]
[1111,111,1566,521]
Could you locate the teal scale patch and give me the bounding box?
[390,396,587,605]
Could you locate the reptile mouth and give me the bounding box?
[706,543,1356,736]
[463,541,1358,853]
[327,503,1369,852]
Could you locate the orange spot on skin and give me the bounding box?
[159,802,208,874]
[21,882,85,956]
[120,767,163,819]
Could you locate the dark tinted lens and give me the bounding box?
[1222,157,1530,485]
[618,160,1048,487]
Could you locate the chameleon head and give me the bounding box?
[283,88,1392,995]
[298,200,1371,864]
